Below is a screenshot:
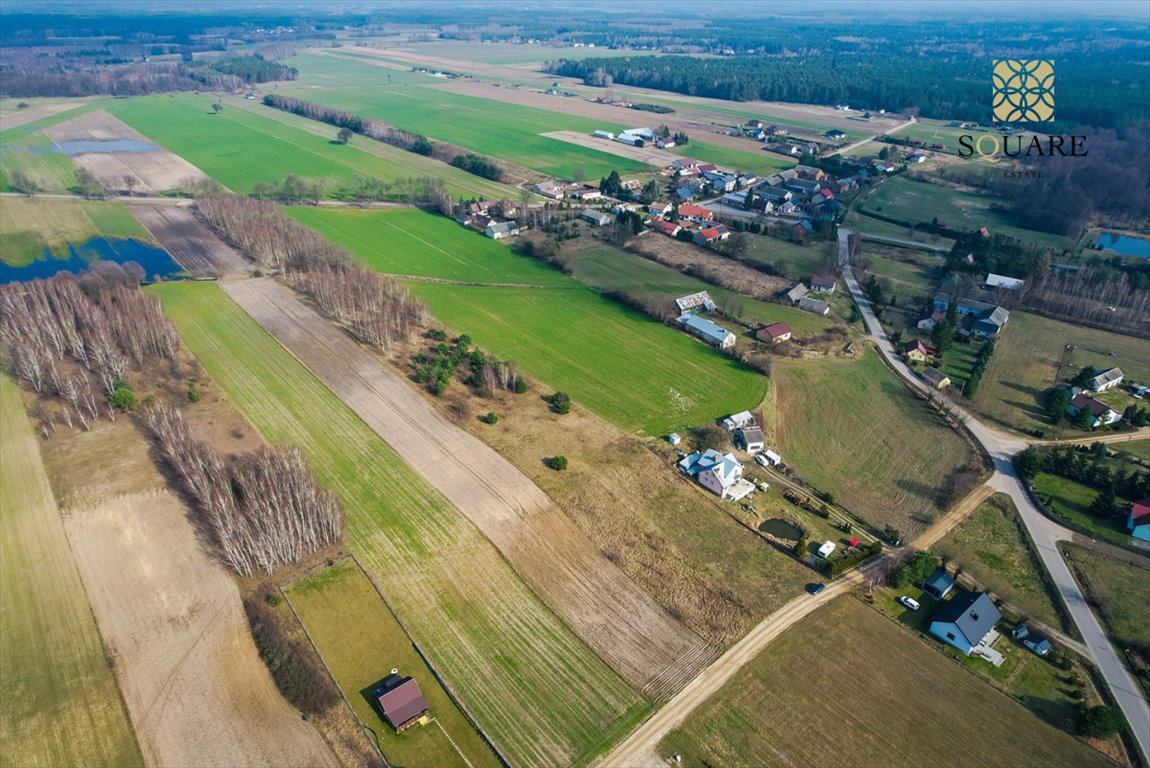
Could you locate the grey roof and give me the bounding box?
[984,306,1010,327]
[922,367,950,387]
[1092,367,1124,388]
[486,221,518,235]
[932,591,1001,648]
[786,283,809,303]
[923,569,955,593]
[798,297,830,315]
[736,426,765,445]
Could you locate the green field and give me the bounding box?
[658,597,1109,768]
[566,244,837,336]
[0,197,155,265]
[286,560,499,768]
[0,375,143,768]
[285,207,569,285]
[862,244,943,304]
[151,282,647,768]
[1032,472,1137,546]
[407,281,768,434]
[973,311,1150,436]
[861,176,1070,249]
[0,126,79,194]
[772,350,976,535]
[280,55,646,179]
[735,232,833,281]
[934,494,1067,630]
[1114,439,1150,462]
[1062,545,1150,667]
[103,93,519,200]
[670,140,790,176]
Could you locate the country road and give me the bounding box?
[826,114,917,158]
[857,231,952,253]
[838,228,1150,764]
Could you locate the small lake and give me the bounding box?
[53,139,158,155]
[0,237,185,284]
[759,518,805,540]
[1095,233,1150,259]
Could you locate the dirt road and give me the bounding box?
[223,278,715,698]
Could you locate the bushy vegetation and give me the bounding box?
[263,94,434,158]
[412,333,524,397]
[890,550,940,588]
[450,153,502,181]
[242,595,340,715]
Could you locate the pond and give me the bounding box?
[759,518,804,540]
[0,237,185,284]
[1094,233,1150,259]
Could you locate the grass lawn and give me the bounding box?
[736,233,833,282]
[938,340,981,392]
[973,311,1150,437]
[566,244,837,336]
[151,282,648,768]
[1032,472,1134,546]
[1062,545,1150,674]
[280,56,646,179]
[285,207,569,286]
[406,281,768,435]
[0,197,155,265]
[286,560,499,768]
[670,140,791,176]
[1113,439,1150,462]
[0,375,143,768]
[934,494,1068,631]
[846,209,958,246]
[862,243,943,305]
[657,597,1109,768]
[771,349,976,536]
[103,93,519,200]
[862,176,1070,250]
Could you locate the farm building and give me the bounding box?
[786,283,809,304]
[376,675,430,732]
[1128,499,1150,541]
[735,426,765,453]
[615,133,644,147]
[694,225,731,246]
[722,411,755,431]
[485,221,520,240]
[929,591,1002,656]
[678,448,754,501]
[581,209,613,227]
[651,219,681,237]
[569,187,603,201]
[757,322,792,344]
[592,129,615,140]
[810,275,837,294]
[533,181,565,199]
[985,273,1025,291]
[1067,394,1122,428]
[675,291,717,313]
[922,367,951,390]
[678,314,736,349]
[677,204,714,224]
[1089,367,1124,393]
[922,569,956,599]
[798,296,830,316]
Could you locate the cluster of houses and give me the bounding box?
[785,275,836,316]
[920,275,1013,341]
[454,200,521,240]
[897,339,951,390]
[667,157,759,203]
[1061,366,1126,428]
[921,572,1054,662]
[674,411,780,502]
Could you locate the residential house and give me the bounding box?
[972,306,1010,340]
[779,201,801,216]
[757,321,792,344]
[620,179,642,194]
[694,225,731,246]
[697,163,718,174]
[929,591,1002,655]
[675,291,717,313]
[786,178,821,196]
[908,153,927,163]
[737,173,758,188]
[902,339,937,364]
[786,283,809,304]
[721,411,755,431]
[611,201,640,214]
[798,296,830,315]
[648,201,673,218]
[778,168,800,182]
[485,221,520,239]
[1129,499,1150,541]
[678,204,714,224]
[792,219,815,238]
[655,137,676,148]
[836,176,858,191]
[922,367,951,390]
[533,181,565,199]
[678,314,737,348]
[376,675,430,732]
[759,187,793,205]
[720,191,748,208]
[707,173,738,193]
[985,273,1024,291]
[651,219,681,237]
[1089,367,1124,393]
[468,201,499,216]
[1067,394,1122,428]
[923,569,956,599]
[735,426,765,453]
[675,186,698,202]
[917,309,946,331]
[581,208,613,227]
[794,164,828,181]
[569,186,603,202]
[816,187,836,202]
[678,448,755,501]
[810,275,837,294]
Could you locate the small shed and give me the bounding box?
[817,541,836,558]
[667,433,682,446]
[922,569,955,599]
[1023,636,1052,656]
[1011,624,1030,640]
[376,675,430,732]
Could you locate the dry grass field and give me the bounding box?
[658,597,1114,768]
[131,204,252,277]
[771,349,978,535]
[0,376,143,768]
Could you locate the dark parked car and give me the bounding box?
[807,582,826,595]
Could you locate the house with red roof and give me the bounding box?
[901,339,938,364]
[694,225,731,246]
[756,322,793,343]
[1067,394,1122,428]
[651,219,681,237]
[1129,499,1150,541]
[376,675,430,732]
[678,204,714,224]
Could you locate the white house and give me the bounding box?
[735,426,765,453]
[678,448,754,501]
[485,221,520,239]
[1089,367,1124,393]
[648,201,673,218]
[721,411,756,431]
[1067,394,1122,427]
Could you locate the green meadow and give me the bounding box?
[0,197,155,265]
[151,282,647,768]
[671,141,791,176]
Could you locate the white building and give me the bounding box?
[677,448,755,501]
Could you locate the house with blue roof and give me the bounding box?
[923,569,955,599]
[678,448,755,501]
[678,314,737,349]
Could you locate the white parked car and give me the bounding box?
[898,596,920,611]
[755,454,769,467]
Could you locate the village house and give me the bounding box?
[758,187,794,205]
[922,367,951,390]
[722,411,756,431]
[376,674,430,732]
[569,186,603,202]
[1089,367,1124,393]
[757,321,792,344]
[651,219,681,237]
[902,339,937,364]
[581,208,613,227]
[648,201,673,218]
[532,181,565,199]
[678,448,755,501]
[929,591,1002,656]
[655,136,676,149]
[792,220,815,238]
[678,314,736,348]
[810,275,836,294]
[786,283,809,304]
[485,221,520,240]
[798,296,830,315]
[779,201,801,216]
[793,164,828,181]
[1129,499,1150,541]
[678,204,715,225]
[468,200,498,216]
[917,309,946,331]
[786,178,821,196]
[735,426,765,453]
[694,225,731,246]
[1067,394,1122,428]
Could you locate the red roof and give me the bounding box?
[979,227,991,237]
[378,678,429,730]
[1131,499,1150,521]
[652,220,680,235]
[818,188,836,200]
[763,322,792,339]
[678,204,713,220]
[1070,393,1113,417]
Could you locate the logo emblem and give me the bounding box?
[992,60,1054,123]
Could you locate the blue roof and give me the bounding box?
[924,569,955,593]
[678,314,734,345]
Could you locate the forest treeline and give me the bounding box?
[196,196,429,351]
[262,94,433,156]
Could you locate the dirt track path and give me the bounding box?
[222,278,715,697]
